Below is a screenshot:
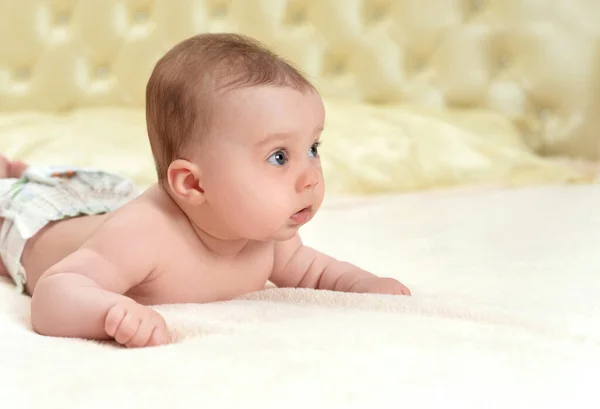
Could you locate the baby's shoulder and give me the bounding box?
[102,193,177,240]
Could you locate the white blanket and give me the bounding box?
[2,184,600,409]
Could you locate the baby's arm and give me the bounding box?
[30,204,168,347]
[270,234,410,295]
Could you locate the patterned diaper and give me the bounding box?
[0,165,140,293]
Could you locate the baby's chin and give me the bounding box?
[240,215,315,242]
[261,225,302,242]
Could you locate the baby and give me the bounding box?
[0,33,410,348]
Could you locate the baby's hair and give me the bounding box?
[145,32,315,182]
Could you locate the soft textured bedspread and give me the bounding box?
[2,184,600,409]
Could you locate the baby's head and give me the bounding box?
[145,33,325,242]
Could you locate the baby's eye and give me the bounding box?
[309,142,321,158]
[267,150,288,166]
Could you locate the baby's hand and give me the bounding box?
[350,277,411,296]
[104,300,170,348]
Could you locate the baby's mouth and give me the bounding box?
[290,206,313,224]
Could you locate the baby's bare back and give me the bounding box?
[19,213,110,294]
[22,187,274,304]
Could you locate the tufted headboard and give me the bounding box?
[1,0,599,159]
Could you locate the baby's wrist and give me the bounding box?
[333,264,376,292]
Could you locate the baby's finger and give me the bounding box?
[104,305,127,338]
[125,317,156,348]
[148,321,170,346]
[114,312,139,345]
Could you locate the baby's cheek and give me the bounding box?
[226,189,269,220]
[247,194,287,229]
[227,173,291,227]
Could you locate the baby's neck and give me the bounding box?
[189,222,250,258]
[153,184,251,258]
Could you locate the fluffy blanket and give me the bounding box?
[2,184,600,409]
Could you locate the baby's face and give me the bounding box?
[197,85,326,241]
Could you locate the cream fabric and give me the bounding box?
[0,0,599,194]
[2,184,600,408]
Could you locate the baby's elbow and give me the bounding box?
[30,278,54,336]
[29,274,67,337]
[30,291,51,336]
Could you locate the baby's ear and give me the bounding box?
[166,159,205,205]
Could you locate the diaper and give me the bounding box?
[0,165,140,293]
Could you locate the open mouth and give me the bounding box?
[290,206,313,224]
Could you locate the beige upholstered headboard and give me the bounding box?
[1,0,599,159]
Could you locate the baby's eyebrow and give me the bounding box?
[256,132,295,149]
[257,126,324,147]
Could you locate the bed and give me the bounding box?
[1,1,600,408]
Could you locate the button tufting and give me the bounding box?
[538,108,551,120]
[410,56,426,72]
[471,0,486,12]
[95,65,110,78]
[284,1,308,25]
[288,10,306,24]
[497,53,511,70]
[55,11,70,26]
[323,52,348,77]
[371,7,386,22]
[0,0,596,168]
[13,67,31,81]
[332,59,346,75]
[133,9,149,22]
[212,3,228,17]
[364,2,388,24]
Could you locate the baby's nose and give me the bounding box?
[295,165,320,192]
